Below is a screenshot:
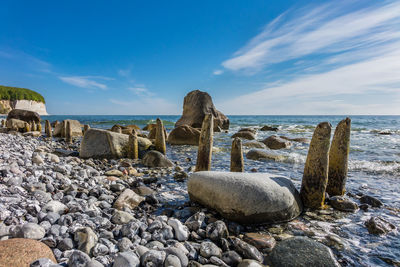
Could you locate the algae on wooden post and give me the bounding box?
[195,113,214,172]
[326,117,351,196]
[231,137,244,172]
[300,122,332,209]
[66,121,73,144]
[155,118,166,154]
[128,129,139,159]
[37,122,42,132]
[45,120,52,138]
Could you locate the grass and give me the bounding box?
[0,85,45,103]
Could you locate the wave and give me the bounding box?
[349,160,400,175]
[90,119,176,127]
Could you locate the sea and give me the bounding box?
[13,115,400,265]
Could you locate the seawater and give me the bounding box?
[41,115,400,266]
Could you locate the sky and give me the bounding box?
[1,0,400,115]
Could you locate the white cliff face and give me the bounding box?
[0,100,48,115]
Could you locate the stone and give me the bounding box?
[164,254,182,267]
[329,196,358,212]
[260,125,278,131]
[246,149,284,162]
[114,251,140,267]
[105,169,124,177]
[143,123,157,131]
[167,125,201,146]
[54,119,82,137]
[140,250,166,266]
[42,200,67,214]
[231,131,256,140]
[188,171,302,224]
[7,109,40,123]
[231,138,244,172]
[222,251,242,266]
[16,223,46,240]
[300,122,332,209]
[74,227,98,256]
[67,250,91,266]
[269,237,340,267]
[111,210,135,224]
[365,217,396,235]
[238,259,264,267]
[168,218,189,241]
[242,141,266,149]
[195,114,213,172]
[29,257,56,267]
[262,135,291,150]
[231,237,263,262]
[114,189,145,210]
[80,128,129,158]
[360,195,383,208]
[0,238,56,267]
[206,220,229,242]
[83,124,90,134]
[155,118,167,154]
[175,90,229,131]
[200,241,222,258]
[164,247,189,267]
[243,233,276,251]
[142,150,174,168]
[32,154,44,165]
[6,118,28,131]
[326,118,351,196]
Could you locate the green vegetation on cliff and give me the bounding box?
[0,85,45,103]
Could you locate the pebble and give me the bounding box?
[200,241,222,258]
[114,251,140,267]
[168,218,189,242]
[16,223,46,240]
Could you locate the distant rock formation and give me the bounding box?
[0,100,48,115]
[0,85,48,115]
[175,90,229,131]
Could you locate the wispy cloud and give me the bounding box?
[118,68,131,77]
[222,1,400,72]
[128,85,155,97]
[59,76,111,90]
[213,70,223,75]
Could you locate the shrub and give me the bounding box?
[0,85,45,103]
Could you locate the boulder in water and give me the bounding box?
[231,131,256,140]
[142,150,174,168]
[188,171,302,224]
[167,125,200,145]
[246,149,284,162]
[7,109,40,123]
[262,135,292,149]
[175,90,229,131]
[260,125,278,131]
[243,140,267,149]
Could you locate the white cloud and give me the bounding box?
[59,76,108,90]
[222,1,400,72]
[213,70,223,75]
[219,47,400,115]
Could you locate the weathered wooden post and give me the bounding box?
[37,122,42,132]
[66,121,73,144]
[326,118,351,196]
[230,137,244,172]
[31,121,36,132]
[195,114,214,172]
[24,122,30,133]
[128,129,139,159]
[155,118,166,154]
[83,124,90,135]
[45,120,52,138]
[300,122,332,209]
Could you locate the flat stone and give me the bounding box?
[0,238,56,267]
[17,223,46,240]
[243,233,276,251]
[113,189,145,210]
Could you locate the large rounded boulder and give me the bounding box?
[188,171,303,224]
[7,109,40,123]
[142,150,174,168]
[262,135,292,150]
[175,90,229,131]
[167,125,200,145]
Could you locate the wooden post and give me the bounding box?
[66,121,73,144]
[326,118,351,196]
[45,120,52,138]
[155,118,166,154]
[37,122,42,132]
[24,122,30,133]
[128,129,139,159]
[300,122,332,209]
[195,114,214,172]
[230,137,244,172]
[83,124,90,135]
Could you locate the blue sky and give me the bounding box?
[1,0,400,115]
